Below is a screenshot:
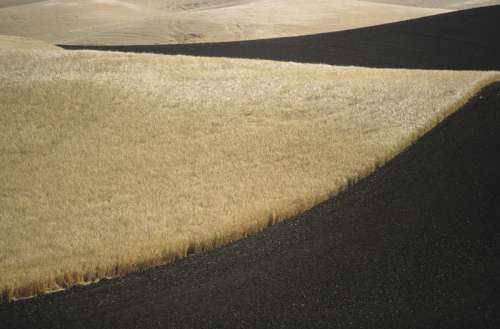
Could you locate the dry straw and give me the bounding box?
[1,36,498,301]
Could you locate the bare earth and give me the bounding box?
[364,0,500,9]
[1,82,499,329]
[0,0,446,45]
[1,0,499,307]
[1,36,498,300]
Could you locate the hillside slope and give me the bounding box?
[1,36,498,301]
[0,0,444,45]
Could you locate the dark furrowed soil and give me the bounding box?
[3,5,500,328]
[1,82,499,328]
[62,6,500,71]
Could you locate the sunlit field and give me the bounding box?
[0,0,445,45]
[1,36,498,301]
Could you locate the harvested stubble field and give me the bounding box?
[0,36,499,301]
[0,0,445,45]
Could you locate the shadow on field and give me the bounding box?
[61,5,500,70]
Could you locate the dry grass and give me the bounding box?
[0,36,499,302]
[0,0,445,45]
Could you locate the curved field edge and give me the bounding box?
[1,39,499,302]
[0,0,444,45]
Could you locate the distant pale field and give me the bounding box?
[0,36,498,301]
[0,0,445,45]
[0,0,46,9]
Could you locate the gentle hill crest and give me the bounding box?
[1,36,498,301]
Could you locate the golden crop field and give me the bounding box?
[0,0,445,45]
[1,36,498,301]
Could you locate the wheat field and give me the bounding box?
[0,36,498,301]
[0,0,445,45]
